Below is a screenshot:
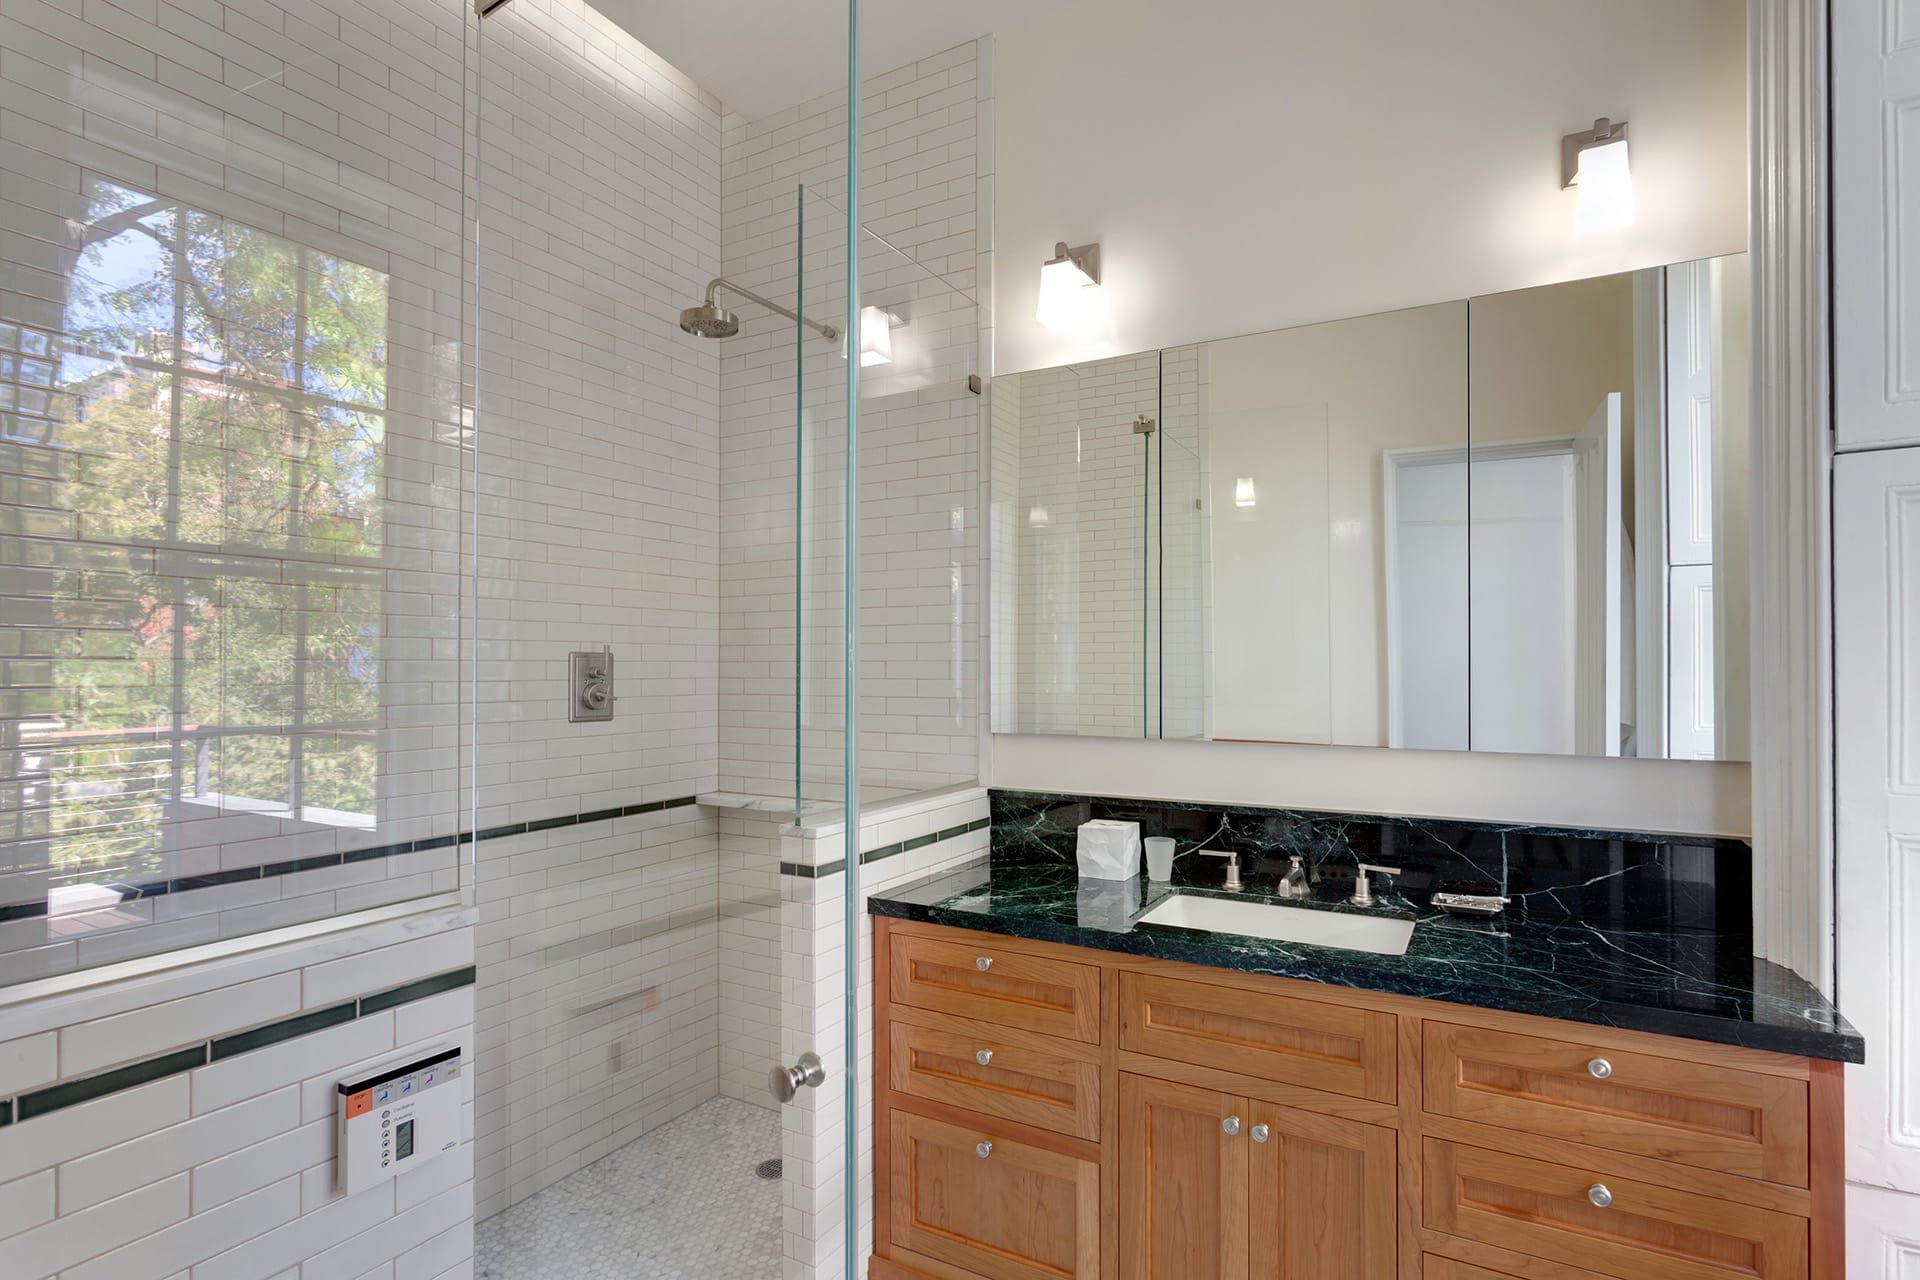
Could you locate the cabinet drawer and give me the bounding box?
[891,1016,1101,1140]
[1119,970,1396,1101]
[1423,1021,1809,1186]
[1424,1255,1620,1280]
[1424,1138,1809,1280]
[890,933,1101,1043]
[888,1109,1100,1280]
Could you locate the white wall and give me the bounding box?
[993,0,1746,374]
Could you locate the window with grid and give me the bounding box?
[1,178,390,929]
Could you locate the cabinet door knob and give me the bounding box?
[1587,1057,1613,1080]
[976,1141,993,1159]
[1250,1123,1270,1143]
[1222,1115,1241,1136]
[1587,1183,1613,1209]
[975,956,993,971]
[975,1049,994,1066]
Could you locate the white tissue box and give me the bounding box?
[1076,819,1141,880]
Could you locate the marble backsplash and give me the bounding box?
[989,790,1753,939]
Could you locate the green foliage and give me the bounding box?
[45,183,390,882]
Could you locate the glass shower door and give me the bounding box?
[469,2,858,1278]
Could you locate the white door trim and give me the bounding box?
[1749,0,1834,994]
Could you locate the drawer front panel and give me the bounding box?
[1424,1257,1617,1280]
[1423,1021,1809,1186]
[1119,970,1396,1102]
[891,934,1102,1043]
[889,1110,1100,1280]
[891,1018,1101,1139]
[1423,1138,1809,1280]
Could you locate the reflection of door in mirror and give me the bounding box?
[1468,257,1749,761]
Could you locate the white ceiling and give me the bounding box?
[586,0,999,120]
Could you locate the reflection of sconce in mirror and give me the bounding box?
[1027,503,1050,528]
[1234,477,1257,508]
[1036,240,1102,333]
[1562,117,1633,235]
[858,305,894,366]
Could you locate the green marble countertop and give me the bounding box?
[870,856,1862,1063]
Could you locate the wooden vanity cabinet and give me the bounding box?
[872,919,1845,1280]
[1116,1073,1396,1280]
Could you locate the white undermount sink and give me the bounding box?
[1135,892,1415,956]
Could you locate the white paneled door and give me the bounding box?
[1835,450,1920,1238]
[1835,0,1920,448]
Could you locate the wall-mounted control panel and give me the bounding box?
[336,1047,461,1194]
[569,648,615,722]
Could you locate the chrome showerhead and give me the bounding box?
[679,303,740,338]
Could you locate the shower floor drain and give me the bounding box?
[754,1158,783,1181]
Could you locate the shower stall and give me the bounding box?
[468,2,987,1277]
[0,0,983,1271]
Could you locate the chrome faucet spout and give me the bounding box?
[1352,863,1402,908]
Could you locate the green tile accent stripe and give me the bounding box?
[16,1044,209,1121]
[782,815,990,878]
[359,965,478,1015]
[210,1002,358,1061]
[0,795,707,927]
[8,965,476,1124]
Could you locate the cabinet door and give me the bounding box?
[887,1110,1099,1280]
[1120,1073,1248,1280]
[1246,1104,1395,1280]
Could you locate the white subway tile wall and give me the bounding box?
[0,919,476,1280]
[466,0,733,1230]
[718,40,989,810]
[1004,353,1162,735]
[0,0,472,980]
[774,785,990,1278]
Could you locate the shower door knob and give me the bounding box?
[768,1052,826,1104]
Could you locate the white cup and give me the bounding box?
[1144,836,1177,882]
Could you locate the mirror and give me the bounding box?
[989,255,1751,761]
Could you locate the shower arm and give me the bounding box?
[706,277,840,342]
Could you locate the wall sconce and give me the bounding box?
[1027,503,1051,528]
[1036,240,1102,333]
[1562,117,1633,235]
[858,305,894,366]
[1234,477,1257,508]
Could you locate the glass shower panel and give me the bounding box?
[0,0,470,984]
[795,220,984,816]
[473,2,853,1278]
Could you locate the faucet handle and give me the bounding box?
[1198,848,1243,891]
[1352,863,1403,907]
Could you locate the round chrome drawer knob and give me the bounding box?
[1222,1116,1241,1136]
[975,956,993,971]
[1588,1183,1613,1209]
[1250,1123,1270,1143]
[976,1049,994,1066]
[1587,1057,1613,1080]
[975,1141,993,1159]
